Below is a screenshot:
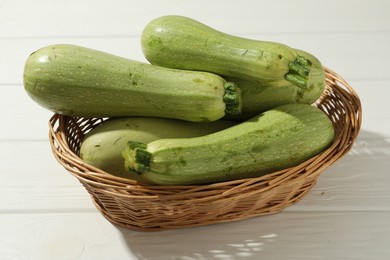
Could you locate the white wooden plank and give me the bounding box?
[1,74,390,213]
[0,0,388,258]
[0,141,95,212]
[0,212,136,260]
[0,85,53,141]
[345,80,389,135]
[0,0,389,38]
[288,132,390,211]
[2,79,389,141]
[257,32,390,82]
[124,211,390,260]
[1,135,389,212]
[1,31,389,85]
[0,211,389,260]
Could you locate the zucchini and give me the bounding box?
[23,44,241,122]
[224,49,325,120]
[80,117,236,182]
[141,15,323,90]
[123,104,334,185]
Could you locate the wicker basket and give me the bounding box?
[49,67,362,231]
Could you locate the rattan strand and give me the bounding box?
[48,67,362,231]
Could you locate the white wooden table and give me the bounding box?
[1,0,389,259]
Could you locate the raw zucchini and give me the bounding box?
[23,44,241,122]
[80,117,236,182]
[141,15,322,90]
[224,49,325,120]
[123,104,334,185]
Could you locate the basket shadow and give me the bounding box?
[324,129,390,174]
[352,129,389,153]
[113,129,388,259]
[116,219,280,260]
[290,128,390,209]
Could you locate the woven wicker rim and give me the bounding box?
[48,67,362,231]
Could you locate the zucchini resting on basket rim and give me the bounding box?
[123,103,335,186]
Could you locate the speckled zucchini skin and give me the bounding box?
[224,49,326,120]
[141,15,322,90]
[123,104,335,185]
[23,44,241,122]
[80,117,236,183]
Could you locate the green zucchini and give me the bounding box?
[224,49,325,120]
[80,117,236,182]
[123,104,334,185]
[141,15,323,90]
[23,44,241,122]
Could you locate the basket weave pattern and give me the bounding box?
[49,68,362,231]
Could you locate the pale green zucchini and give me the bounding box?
[224,49,326,120]
[123,104,334,185]
[141,15,323,90]
[80,117,236,183]
[23,44,241,122]
[80,117,236,182]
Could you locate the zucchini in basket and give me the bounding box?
[141,15,324,91]
[122,104,335,185]
[224,49,326,120]
[23,44,241,122]
[80,117,236,182]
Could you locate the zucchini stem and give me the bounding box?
[123,141,151,174]
[285,55,312,89]
[223,82,242,116]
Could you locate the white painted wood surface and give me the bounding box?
[1,0,389,259]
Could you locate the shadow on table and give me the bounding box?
[116,129,389,259]
[117,218,281,260]
[323,129,390,176]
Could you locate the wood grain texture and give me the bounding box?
[1,0,389,258]
[2,31,389,85]
[0,141,94,212]
[289,132,390,211]
[0,0,389,38]
[0,213,135,260]
[124,211,390,260]
[0,212,389,260]
[1,134,389,213]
